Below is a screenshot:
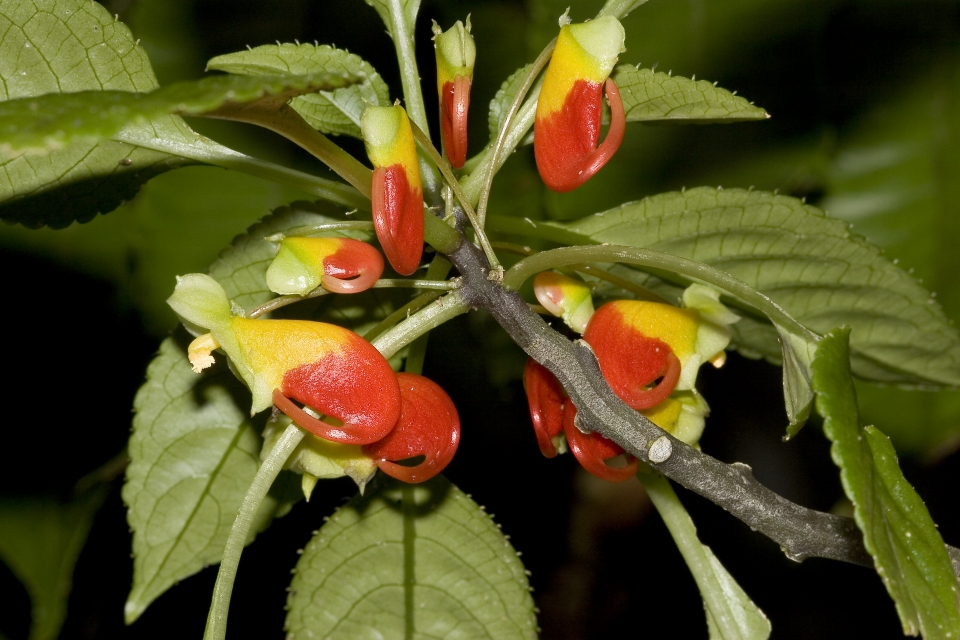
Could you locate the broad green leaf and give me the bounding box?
[812,328,960,638]
[553,188,960,388]
[123,337,300,623]
[612,65,769,123]
[207,43,390,138]
[0,490,106,640]
[640,469,770,640]
[0,72,358,155]
[285,476,537,639]
[488,64,532,141]
[0,0,194,227]
[0,0,200,226]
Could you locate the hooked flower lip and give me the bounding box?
[362,373,461,484]
[266,236,384,296]
[534,16,626,193]
[362,105,424,276]
[523,358,566,458]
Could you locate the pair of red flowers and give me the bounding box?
[364,15,627,277]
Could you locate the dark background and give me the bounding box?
[3,0,960,638]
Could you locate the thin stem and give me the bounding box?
[503,244,818,341]
[490,241,535,256]
[384,2,442,200]
[571,264,670,303]
[485,214,596,246]
[115,129,369,210]
[210,105,373,197]
[403,256,453,375]
[276,221,374,238]
[408,121,502,271]
[246,279,459,318]
[638,467,762,639]
[598,0,649,19]
[371,291,470,359]
[363,291,445,343]
[203,424,305,640]
[476,39,556,227]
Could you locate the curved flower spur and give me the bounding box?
[362,373,461,484]
[361,104,424,276]
[167,273,401,446]
[433,18,476,170]
[534,15,627,192]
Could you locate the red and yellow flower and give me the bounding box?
[361,105,424,276]
[534,15,626,192]
[266,236,384,296]
[168,273,401,445]
[433,19,475,169]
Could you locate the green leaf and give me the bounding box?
[612,66,769,123]
[778,326,817,437]
[639,469,770,640]
[0,0,195,227]
[207,43,390,138]
[553,187,960,388]
[0,72,359,156]
[812,328,960,638]
[488,64,532,141]
[285,476,537,639]
[0,490,106,640]
[123,336,299,624]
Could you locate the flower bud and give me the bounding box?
[533,271,595,333]
[534,16,626,192]
[266,236,384,295]
[362,105,424,276]
[433,18,475,169]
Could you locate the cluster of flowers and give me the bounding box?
[167,15,730,493]
[525,274,738,482]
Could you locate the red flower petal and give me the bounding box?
[563,402,638,482]
[276,338,402,445]
[372,165,424,276]
[522,358,565,458]
[363,373,461,483]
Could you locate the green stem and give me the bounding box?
[246,279,460,319]
[372,291,470,359]
[638,467,758,639]
[597,0,649,19]
[475,39,556,226]
[362,290,446,343]
[403,256,453,375]
[409,121,501,271]
[203,424,305,640]
[277,221,374,238]
[116,130,368,210]
[210,106,373,197]
[503,244,818,341]
[384,2,442,199]
[485,214,595,246]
